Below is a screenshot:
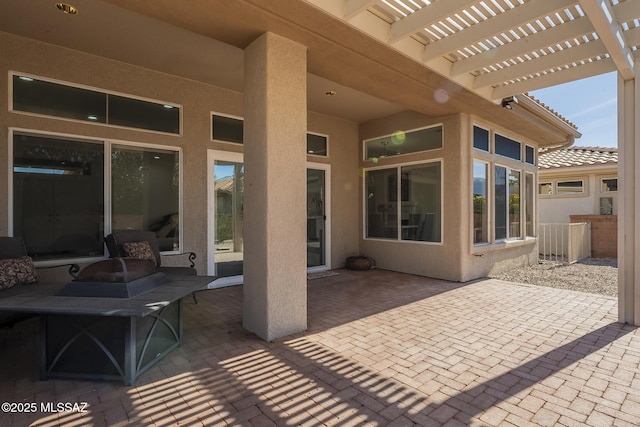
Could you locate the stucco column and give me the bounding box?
[618,65,640,325]
[242,32,307,341]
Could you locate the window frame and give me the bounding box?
[556,179,585,195]
[363,124,443,161]
[9,128,184,266]
[211,112,244,145]
[471,122,536,250]
[600,177,618,193]
[10,71,182,136]
[363,158,444,245]
[306,131,330,158]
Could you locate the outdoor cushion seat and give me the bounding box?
[0,237,79,328]
[105,230,200,301]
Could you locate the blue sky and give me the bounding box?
[529,71,617,148]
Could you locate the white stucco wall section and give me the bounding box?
[242,33,308,341]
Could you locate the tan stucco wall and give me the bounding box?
[0,31,360,280]
[358,111,539,282]
[307,112,360,268]
[358,112,466,282]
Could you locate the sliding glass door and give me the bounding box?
[208,152,330,285]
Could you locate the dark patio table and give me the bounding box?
[0,275,215,385]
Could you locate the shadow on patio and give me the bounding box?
[1,269,639,426]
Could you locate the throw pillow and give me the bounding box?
[0,256,39,290]
[122,241,157,266]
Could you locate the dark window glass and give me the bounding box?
[495,134,521,161]
[473,126,489,151]
[525,145,535,164]
[213,115,244,143]
[601,178,617,192]
[557,180,584,194]
[109,95,180,134]
[495,166,507,240]
[365,168,397,239]
[400,163,441,242]
[365,126,442,160]
[13,75,106,123]
[112,146,180,251]
[307,134,328,156]
[13,133,105,260]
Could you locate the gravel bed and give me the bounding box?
[490,257,618,297]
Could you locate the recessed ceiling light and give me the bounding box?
[163,105,174,109]
[18,76,34,82]
[87,115,98,120]
[325,90,336,96]
[55,3,79,15]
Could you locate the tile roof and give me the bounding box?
[538,146,618,170]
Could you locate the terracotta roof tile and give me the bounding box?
[538,146,618,169]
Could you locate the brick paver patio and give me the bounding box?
[1,269,639,426]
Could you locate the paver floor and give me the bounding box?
[1,269,639,426]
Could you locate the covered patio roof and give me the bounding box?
[4,0,621,147]
[307,0,638,102]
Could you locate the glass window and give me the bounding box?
[12,74,181,134]
[601,178,618,192]
[307,133,328,156]
[557,180,584,194]
[526,173,534,237]
[109,95,180,134]
[600,197,613,215]
[111,146,180,251]
[509,170,521,239]
[13,75,106,123]
[365,168,397,239]
[495,134,521,161]
[365,163,442,242]
[525,146,535,164]
[495,166,507,241]
[365,126,442,160]
[473,161,488,244]
[212,114,244,143]
[401,163,441,242]
[473,126,489,151]
[13,133,105,260]
[539,182,553,195]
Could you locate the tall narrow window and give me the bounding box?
[473,126,489,151]
[508,170,521,239]
[526,173,534,237]
[495,166,507,241]
[473,161,488,244]
[365,168,397,239]
[401,163,441,242]
[13,133,105,260]
[112,146,180,251]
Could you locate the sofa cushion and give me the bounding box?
[0,256,39,290]
[122,241,157,266]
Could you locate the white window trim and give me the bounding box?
[363,158,444,246]
[210,111,245,145]
[556,179,586,196]
[8,127,184,266]
[307,131,330,158]
[9,71,183,136]
[472,159,491,246]
[362,123,444,161]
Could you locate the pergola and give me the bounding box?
[304,0,640,325]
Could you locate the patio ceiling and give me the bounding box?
[2,0,632,145]
[305,0,639,102]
